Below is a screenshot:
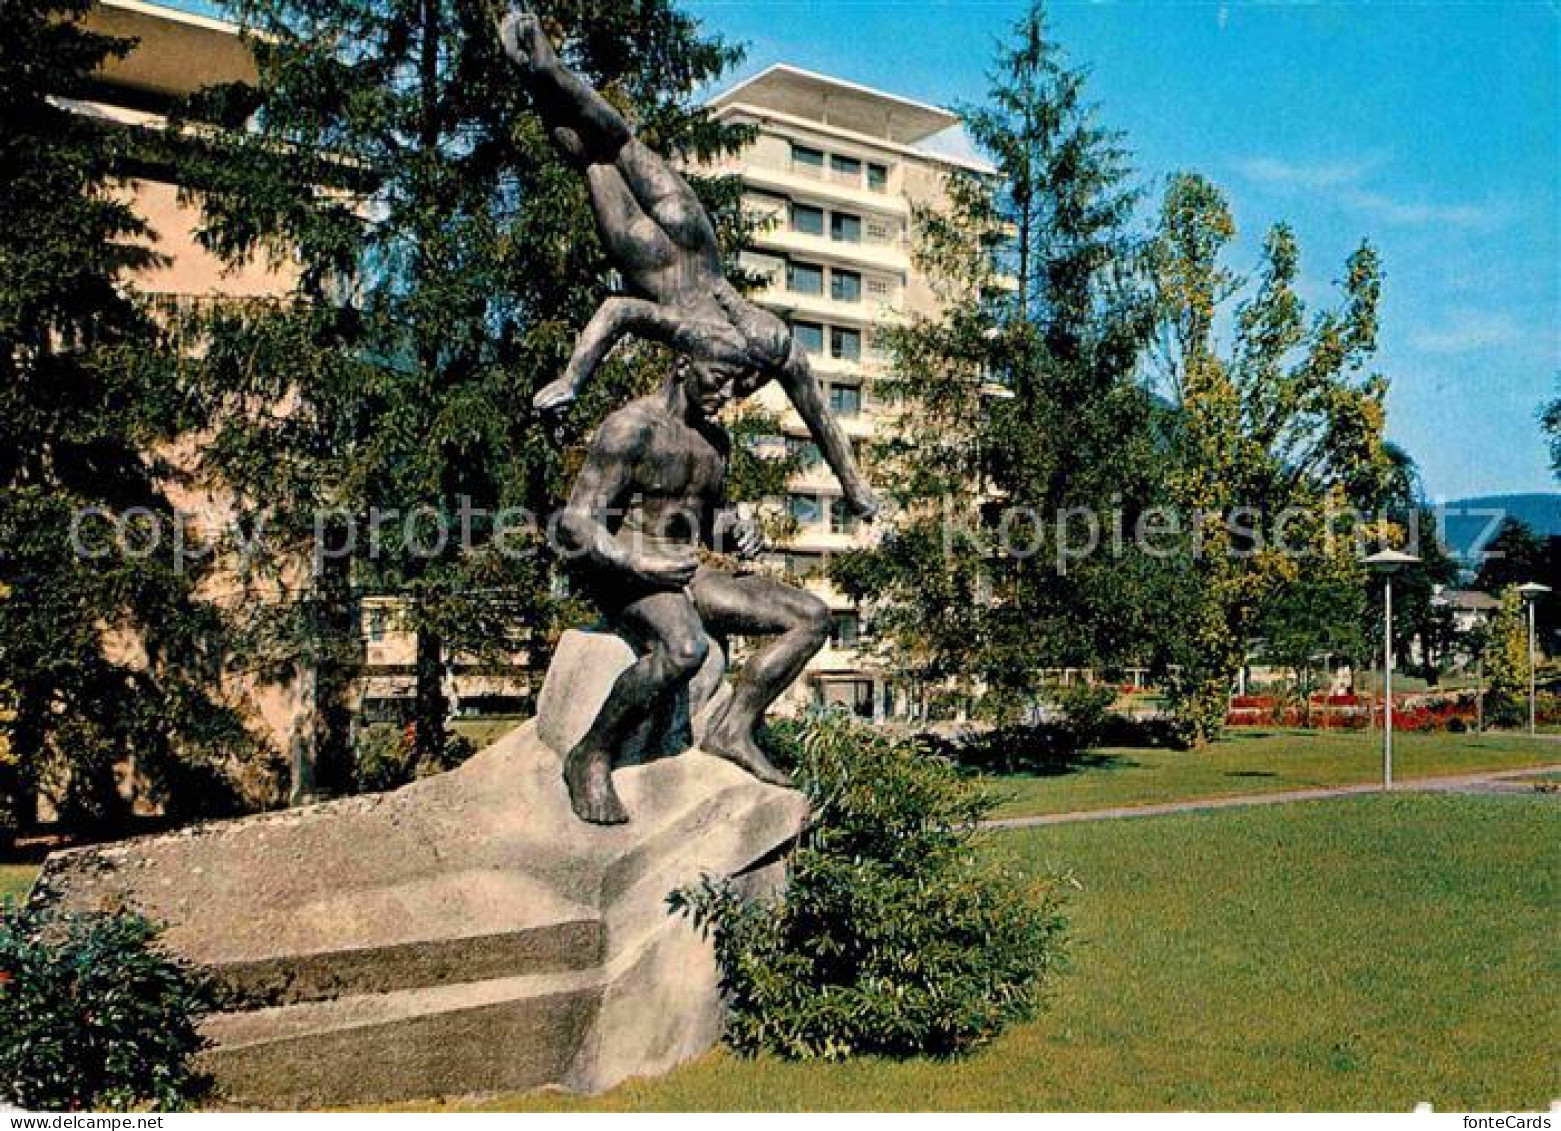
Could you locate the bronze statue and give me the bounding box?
[499,4,879,823]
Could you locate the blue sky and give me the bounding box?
[684,0,1559,502]
[174,0,1559,500]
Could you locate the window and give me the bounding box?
[791,143,824,172]
[867,162,889,191]
[830,269,862,303]
[831,212,862,243]
[787,261,823,296]
[820,678,875,719]
[791,320,823,354]
[365,608,387,643]
[829,611,861,648]
[830,326,861,361]
[788,493,822,527]
[829,384,862,417]
[790,202,824,236]
[786,437,822,469]
[830,154,862,181]
[829,497,858,535]
[866,218,895,244]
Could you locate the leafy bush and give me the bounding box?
[0,904,211,1111]
[353,724,476,793]
[1053,682,1116,749]
[673,711,1069,1060]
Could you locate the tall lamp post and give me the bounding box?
[1517,581,1551,735]
[1364,549,1421,790]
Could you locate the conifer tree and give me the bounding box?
[833,0,1157,720]
[0,0,251,838]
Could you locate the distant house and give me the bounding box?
[1435,587,1501,636]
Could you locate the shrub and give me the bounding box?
[1053,682,1115,750]
[0,904,211,1111]
[673,711,1069,1060]
[353,724,477,794]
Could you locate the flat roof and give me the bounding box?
[83,0,256,99]
[708,64,960,146]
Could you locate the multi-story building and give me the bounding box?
[706,65,992,720]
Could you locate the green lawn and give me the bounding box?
[0,865,34,904]
[395,793,1557,1111]
[986,728,1561,819]
[450,716,526,749]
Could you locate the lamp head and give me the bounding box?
[1363,548,1421,575]
[1517,581,1552,603]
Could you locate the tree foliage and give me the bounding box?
[0,0,255,838]
[1481,585,1530,727]
[1148,172,1392,744]
[833,0,1157,721]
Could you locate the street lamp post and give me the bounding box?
[1364,549,1421,790]
[1517,582,1551,736]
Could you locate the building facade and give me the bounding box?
[705,65,990,720]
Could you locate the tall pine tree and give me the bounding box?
[0,0,252,839]
[833,0,1157,720]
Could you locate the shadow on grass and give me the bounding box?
[1225,769,1281,778]
[923,724,1150,779]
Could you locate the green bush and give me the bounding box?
[672,711,1069,1060]
[0,904,211,1111]
[1054,682,1116,750]
[353,724,477,794]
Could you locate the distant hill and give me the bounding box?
[1436,493,1561,562]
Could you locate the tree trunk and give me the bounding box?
[411,622,446,773]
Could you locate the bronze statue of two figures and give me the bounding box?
[498,6,879,824]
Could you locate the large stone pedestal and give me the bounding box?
[29,712,808,1107]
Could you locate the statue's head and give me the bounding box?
[673,304,799,417]
[675,321,762,419]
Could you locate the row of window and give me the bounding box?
[785,435,867,471]
[790,143,891,192]
[785,260,862,303]
[788,492,862,535]
[789,202,863,244]
[791,320,863,363]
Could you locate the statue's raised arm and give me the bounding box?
[499,3,879,519]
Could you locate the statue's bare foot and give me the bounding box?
[702,723,793,788]
[498,6,556,71]
[532,377,577,413]
[563,746,629,824]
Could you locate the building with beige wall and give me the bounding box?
[705,65,991,720]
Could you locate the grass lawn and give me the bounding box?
[385,792,1556,1111]
[450,716,526,749]
[986,728,1561,819]
[0,865,35,904]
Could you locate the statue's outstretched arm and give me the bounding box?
[774,345,881,520]
[535,298,733,412]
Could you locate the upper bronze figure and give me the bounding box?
[498,1,878,521]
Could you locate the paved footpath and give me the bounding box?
[984,763,1561,830]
